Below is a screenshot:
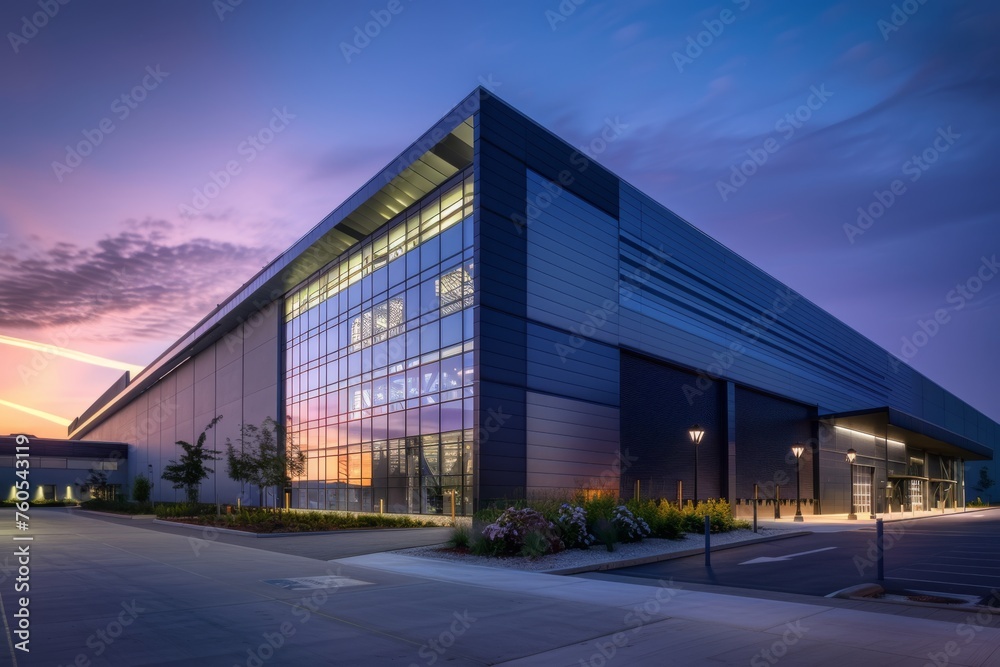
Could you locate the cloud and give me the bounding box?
[0,218,274,340]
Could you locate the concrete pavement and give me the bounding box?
[2,508,1000,665]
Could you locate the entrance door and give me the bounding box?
[910,479,924,511]
[853,466,872,516]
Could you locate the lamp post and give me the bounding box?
[846,448,857,520]
[689,424,705,504]
[791,443,805,522]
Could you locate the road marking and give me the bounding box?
[890,576,992,592]
[739,546,837,565]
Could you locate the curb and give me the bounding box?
[826,583,884,599]
[75,509,156,520]
[151,519,449,539]
[542,531,812,575]
[827,583,1000,614]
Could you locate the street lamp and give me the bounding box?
[791,443,805,522]
[689,424,705,504]
[846,448,857,520]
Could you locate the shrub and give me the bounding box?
[480,507,563,557]
[521,530,551,558]
[680,499,749,533]
[613,505,650,543]
[555,504,595,549]
[591,517,618,552]
[132,475,152,503]
[81,499,151,514]
[627,498,683,540]
[448,525,472,549]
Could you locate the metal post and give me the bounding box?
[634,479,640,501]
[848,464,857,520]
[450,490,456,524]
[876,518,884,581]
[794,456,804,522]
[775,484,781,519]
[379,498,384,514]
[753,483,758,533]
[677,480,683,508]
[704,515,711,567]
[694,445,699,505]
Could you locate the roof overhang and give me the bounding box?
[69,89,481,440]
[820,407,992,461]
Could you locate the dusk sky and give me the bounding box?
[1,0,997,439]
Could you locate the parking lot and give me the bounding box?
[585,509,1000,602]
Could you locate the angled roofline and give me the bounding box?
[69,88,485,440]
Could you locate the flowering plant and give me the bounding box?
[481,507,563,556]
[556,503,595,549]
[613,505,650,543]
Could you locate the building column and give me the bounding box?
[725,381,736,502]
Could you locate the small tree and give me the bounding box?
[226,417,306,509]
[132,474,152,503]
[162,416,222,504]
[974,465,995,504]
[86,469,113,500]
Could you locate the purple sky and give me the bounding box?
[1,0,998,438]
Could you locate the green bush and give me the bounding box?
[132,475,152,503]
[448,525,471,549]
[679,499,749,533]
[159,507,436,532]
[81,499,152,514]
[626,498,684,540]
[154,502,217,518]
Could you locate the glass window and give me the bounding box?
[441,312,462,347]
[420,321,439,354]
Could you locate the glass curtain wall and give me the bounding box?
[284,170,475,515]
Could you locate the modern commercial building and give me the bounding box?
[1,436,128,503]
[70,88,996,517]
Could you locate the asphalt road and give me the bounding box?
[587,510,1000,602]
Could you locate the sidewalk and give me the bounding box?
[340,552,1000,665]
[751,506,997,532]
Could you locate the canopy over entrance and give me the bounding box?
[820,407,992,461]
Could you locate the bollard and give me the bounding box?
[876,518,884,581]
[704,515,711,567]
